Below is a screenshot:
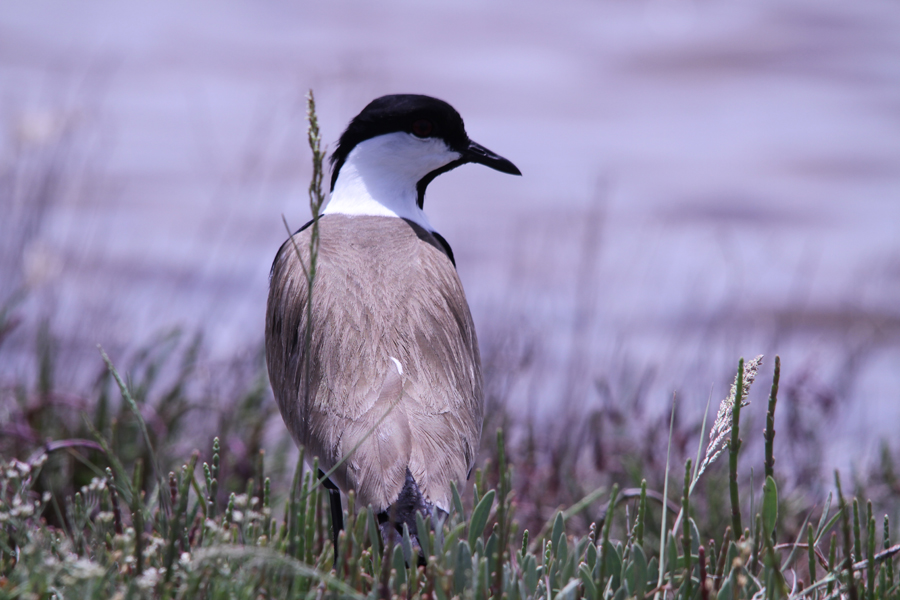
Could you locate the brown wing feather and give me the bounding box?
[265,214,483,513]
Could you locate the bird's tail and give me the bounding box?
[377,468,445,560]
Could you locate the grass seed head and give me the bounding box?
[696,355,764,480]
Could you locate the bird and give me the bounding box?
[265,94,520,556]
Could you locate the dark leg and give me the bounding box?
[318,470,343,568]
[377,508,428,567]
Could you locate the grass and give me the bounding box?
[2,92,900,599]
[1,354,899,599]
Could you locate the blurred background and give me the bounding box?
[1,0,898,531]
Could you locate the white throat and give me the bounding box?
[324,132,462,231]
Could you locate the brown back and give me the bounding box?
[265,214,483,513]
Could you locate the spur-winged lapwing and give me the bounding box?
[265,94,520,556]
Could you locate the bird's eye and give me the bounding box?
[411,119,434,138]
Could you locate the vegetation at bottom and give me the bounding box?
[1,353,898,599]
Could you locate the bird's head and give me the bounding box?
[328,95,521,213]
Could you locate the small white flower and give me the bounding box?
[136,567,159,590]
[145,535,165,555]
[244,510,261,523]
[70,557,105,579]
[234,494,249,508]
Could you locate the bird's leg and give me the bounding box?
[377,506,429,567]
[318,469,343,569]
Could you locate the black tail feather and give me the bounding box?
[377,468,442,565]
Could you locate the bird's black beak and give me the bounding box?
[463,140,521,176]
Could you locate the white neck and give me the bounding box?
[324,132,462,231]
